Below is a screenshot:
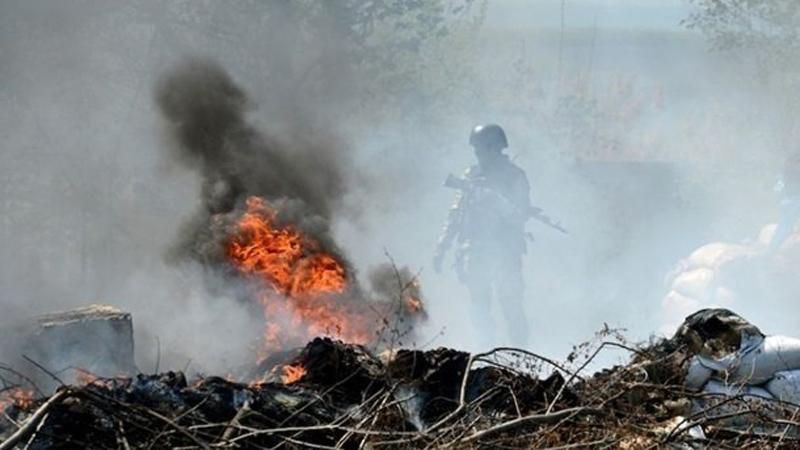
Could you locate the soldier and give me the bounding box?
[433,124,533,347]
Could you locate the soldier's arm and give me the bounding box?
[436,190,464,256]
[438,166,476,252]
[516,171,533,213]
[491,169,532,221]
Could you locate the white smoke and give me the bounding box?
[1,1,798,376]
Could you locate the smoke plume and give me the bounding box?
[154,58,425,357]
[155,58,354,267]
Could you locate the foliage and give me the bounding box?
[253,0,488,114]
[684,0,800,82]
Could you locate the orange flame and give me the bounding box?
[228,197,346,297]
[281,364,307,384]
[405,296,423,314]
[74,368,99,386]
[227,196,371,355]
[72,368,128,389]
[0,388,34,411]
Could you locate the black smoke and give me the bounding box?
[153,58,426,351]
[155,58,354,266]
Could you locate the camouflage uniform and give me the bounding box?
[436,153,532,346]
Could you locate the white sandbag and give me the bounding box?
[701,379,773,400]
[694,380,774,426]
[726,335,800,384]
[685,356,713,390]
[680,331,761,384]
[694,380,799,436]
[766,370,800,404]
[695,334,800,385]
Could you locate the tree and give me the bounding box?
[684,1,800,85]
[286,0,488,117]
[684,0,800,146]
[138,1,486,126]
[684,1,800,61]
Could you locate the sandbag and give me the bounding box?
[766,370,800,405]
[701,335,800,385]
[729,335,800,384]
[685,356,713,390]
[701,379,773,400]
[694,380,774,428]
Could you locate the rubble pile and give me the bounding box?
[3,310,800,449]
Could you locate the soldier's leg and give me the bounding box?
[496,254,529,346]
[463,256,495,349]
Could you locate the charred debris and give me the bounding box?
[2,308,799,449]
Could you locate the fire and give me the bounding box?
[0,388,35,411]
[227,196,372,354]
[405,296,423,314]
[74,368,98,385]
[281,364,307,384]
[228,197,346,297]
[72,369,128,389]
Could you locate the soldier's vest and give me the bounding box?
[458,162,527,255]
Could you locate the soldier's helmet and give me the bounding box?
[469,124,508,150]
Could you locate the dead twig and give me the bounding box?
[0,365,46,399]
[21,355,65,387]
[457,406,604,445]
[0,389,69,450]
[21,412,47,450]
[546,341,639,414]
[219,400,250,444]
[140,408,212,450]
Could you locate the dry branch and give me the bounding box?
[0,389,69,450]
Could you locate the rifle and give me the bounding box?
[444,173,568,234]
